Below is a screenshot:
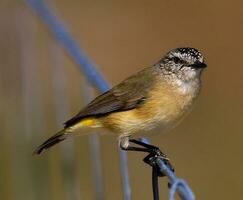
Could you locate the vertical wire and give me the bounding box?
[152,167,159,200]
[82,84,105,200]
[16,7,44,200]
[119,150,131,200]
[26,1,131,199]
[49,42,76,199]
[88,134,105,200]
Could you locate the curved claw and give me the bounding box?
[143,152,174,177]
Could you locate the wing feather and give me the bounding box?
[64,67,156,128]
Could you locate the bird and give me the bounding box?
[34,47,207,156]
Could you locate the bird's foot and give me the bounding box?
[143,151,174,177]
[129,139,174,176]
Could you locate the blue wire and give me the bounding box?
[156,159,195,200]
[26,0,130,199]
[26,1,195,200]
[27,0,109,92]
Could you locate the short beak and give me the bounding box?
[190,62,207,69]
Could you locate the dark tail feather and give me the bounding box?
[34,130,68,155]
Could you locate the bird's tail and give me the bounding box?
[33,129,69,155]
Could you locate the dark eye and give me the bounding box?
[173,57,180,64]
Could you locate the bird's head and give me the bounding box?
[160,47,207,82]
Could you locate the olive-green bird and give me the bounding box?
[34,47,207,155]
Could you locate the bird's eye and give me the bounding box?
[173,57,180,64]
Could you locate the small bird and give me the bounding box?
[34,47,207,155]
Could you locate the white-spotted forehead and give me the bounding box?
[169,48,204,63]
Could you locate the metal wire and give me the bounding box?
[141,138,195,200]
[152,167,159,200]
[26,0,131,199]
[156,159,195,200]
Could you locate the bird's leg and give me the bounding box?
[130,139,174,176]
[119,137,174,177]
[129,139,168,160]
[119,136,152,153]
[119,137,168,159]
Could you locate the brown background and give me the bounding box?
[0,0,242,199]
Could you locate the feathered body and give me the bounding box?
[99,67,201,135]
[34,47,206,155]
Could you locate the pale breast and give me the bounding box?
[101,79,200,135]
[144,81,200,130]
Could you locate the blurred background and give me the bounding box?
[1,0,243,200]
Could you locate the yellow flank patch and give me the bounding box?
[69,117,102,131]
[81,118,95,126]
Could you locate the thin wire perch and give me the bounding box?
[27,0,195,200]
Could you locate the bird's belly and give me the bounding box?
[101,82,198,135]
[100,110,152,134]
[101,95,194,135]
